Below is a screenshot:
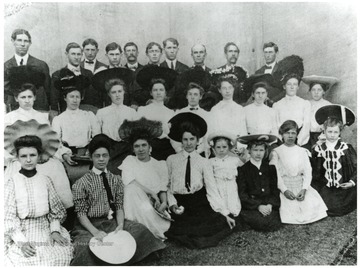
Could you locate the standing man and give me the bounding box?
[4,29,51,111]
[123,42,143,71]
[255,42,279,75]
[160,38,189,74]
[145,42,163,66]
[105,42,122,69]
[50,42,99,112]
[191,44,211,72]
[80,38,107,74]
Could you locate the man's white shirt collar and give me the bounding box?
[15,53,29,65]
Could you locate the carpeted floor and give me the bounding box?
[137,210,357,266]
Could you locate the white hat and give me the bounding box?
[89,230,136,264]
[302,75,339,91]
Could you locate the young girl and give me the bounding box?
[237,134,282,232]
[311,104,356,216]
[208,131,242,217]
[269,120,328,224]
[4,135,73,266]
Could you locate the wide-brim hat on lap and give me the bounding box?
[207,131,237,147]
[119,117,163,144]
[54,68,90,96]
[89,230,136,264]
[315,104,356,126]
[243,73,276,93]
[302,75,339,91]
[136,65,178,90]
[237,134,278,145]
[92,68,134,92]
[168,112,207,142]
[4,119,60,162]
[272,55,304,88]
[7,66,45,94]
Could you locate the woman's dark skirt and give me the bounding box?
[240,209,282,232]
[165,187,232,249]
[319,186,357,217]
[70,217,165,266]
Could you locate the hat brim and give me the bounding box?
[4,120,60,162]
[8,66,46,93]
[92,68,134,92]
[89,231,136,264]
[237,134,278,144]
[176,67,212,91]
[302,75,339,91]
[315,104,355,126]
[168,112,207,142]
[136,65,178,89]
[207,131,237,146]
[243,73,276,94]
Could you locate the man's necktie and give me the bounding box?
[190,107,198,111]
[86,60,94,64]
[171,61,175,70]
[20,58,24,66]
[101,172,115,212]
[264,65,272,69]
[185,155,191,192]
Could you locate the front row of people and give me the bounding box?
[4,101,356,265]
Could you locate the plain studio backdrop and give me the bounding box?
[3,2,357,147]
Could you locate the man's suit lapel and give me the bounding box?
[271,63,279,74]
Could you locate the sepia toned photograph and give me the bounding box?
[3,1,357,266]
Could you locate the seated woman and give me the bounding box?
[93,68,138,174]
[52,71,101,184]
[4,66,74,228]
[4,134,73,266]
[166,113,235,249]
[71,134,165,266]
[118,118,171,240]
[237,134,282,232]
[302,75,338,149]
[311,105,356,216]
[243,74,278,136]
[273,73,311,148]
[269,120,328,224]
[136,65,178,160]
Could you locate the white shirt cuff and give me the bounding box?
[12,230,28,246]
[350,180,356,186]
[50,220,61,233]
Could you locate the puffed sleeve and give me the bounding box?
[157,160,169,192]
[203,158,230,216]
[95,109,104,130]
[297,100,311,146]
[237,166,262,210]
[310,145,326,191]
[4,178,28,246]
[51,115,62,140]
[166,156,178,207]
[269,150,288,193]
[46,176,67,233]
[118,156,137,185]
[301,148,312,190]
[269,108,279,137]
[238,108,248,137]
[88,111,101,137]
[72,179,90,217]
[345,144,357,185]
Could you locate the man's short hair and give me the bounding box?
[186,82,205,96]
[146,42,162,53]
[65,42,82,53]
[82,38,99,49]
[163,38,179,48]
[105,42,122,53]
[224,42,239,53]
[191,44,207,53]
[11,29,31,42]
[124,42,138,51]
[263,42,279,53]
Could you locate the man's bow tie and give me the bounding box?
[86,60,94,64]
[264,65,272,69]
[190,107,198,111]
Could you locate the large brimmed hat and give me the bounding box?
[54,68,90,96]
[4,119,60,162]
[89,230,136,264]
[207,131,237,147]
[243,73,276,93]
[119,117,163,144]
[237,134,278,145]
[272,55,304,87]
[7,66,45,94]
[168,112,207,142]
[136,65,178,90]
[315,104,355,126]
[302,75,339,91]
[92,68,134,92]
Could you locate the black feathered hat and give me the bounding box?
[272,55,304,87]
[55,68,90,97]
[92,68,134,93]
[136,65,178,90]
[168,112,207,142]
[7,66,45,95]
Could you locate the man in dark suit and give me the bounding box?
[50,42,100,112]
[4,29,51,111]
[160,37,189,74]
[191,44,211,72]
[123,42,143,71]
[80,38,107,74]
[255,42,279,75]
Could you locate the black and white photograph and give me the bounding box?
[2,1,357,266]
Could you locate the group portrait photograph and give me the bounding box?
[1,1,358,266]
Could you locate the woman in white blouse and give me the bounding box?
[136,66,178,160]
[52,74,101,184]
[273,74,311,147]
